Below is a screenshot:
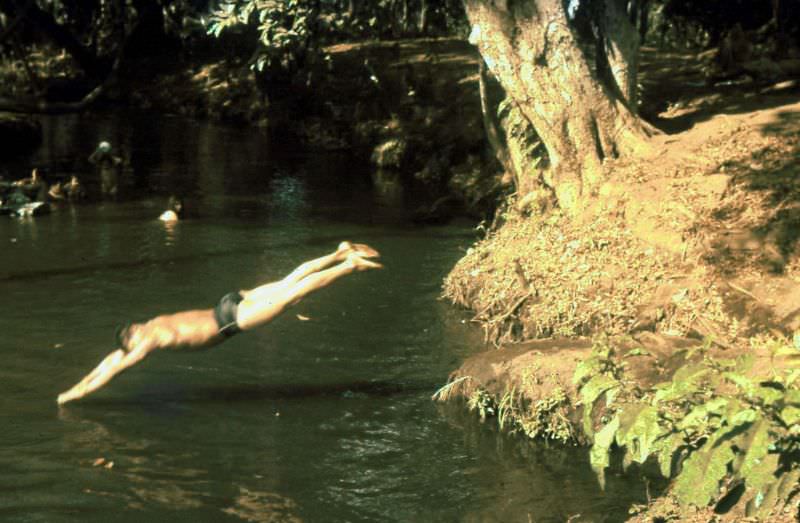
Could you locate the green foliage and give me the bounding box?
[466,385,576,444]
[518,386,576,444]
[207,1,319,72]
[578,374,619,436]
[577,338,800,517]
[467,387,495,420]
[590,414,619,488]
[573,337,628,437]
[206,0,468,74]
[616,404,660,465]
[670,424,736,506]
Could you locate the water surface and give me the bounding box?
[0,113,647,522]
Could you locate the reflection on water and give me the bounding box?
[0,112,650,523]
[269,176,309,220]
[372,169,405,211]
[161,220,179,247]
[223,488,302,523]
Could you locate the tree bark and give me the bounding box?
[419,0,430,34]
[598,0,640,109]
[464,0,654,212]
[637,0,652,44]
[0,80,108,114]
[478,59,514,180]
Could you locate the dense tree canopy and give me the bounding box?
[202,0,797,212]
[2,0,798,179]
[4,1,797,78]
[5,1,795,87]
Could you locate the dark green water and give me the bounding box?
[0,114,647,522]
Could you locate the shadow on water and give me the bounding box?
[66,379,438,407]
[0,246,264,282]
[431,404,656,523]
[0,230,478,282]
[56,388,651,523]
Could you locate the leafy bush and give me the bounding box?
[205,0,469,73]
[207,1,319,72]
[463,383,577,444]
[577,338,800,518]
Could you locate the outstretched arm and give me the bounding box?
[57,347,149,405]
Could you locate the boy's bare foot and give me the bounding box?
[351,243,380,259]
[337,241,353,259]
[346,252,384,271]
[338,241,380,259]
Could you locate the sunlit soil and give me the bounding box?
[446,47,800,351]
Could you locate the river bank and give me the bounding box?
[440,47,800,520]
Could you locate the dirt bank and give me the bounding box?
[438,48,800,520]
[445,60,800,348]
[438,333,699,440]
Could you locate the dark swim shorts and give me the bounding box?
[214,291,244,337]
[115,323,134,351]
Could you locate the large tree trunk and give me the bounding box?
[464,0,654,212]
[599,0,641,109]
[418,0,430,34]
[0,80,108,113]
[478,59,513,178]
[401,0,410,34]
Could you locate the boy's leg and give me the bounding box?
[236,253,382,331]
[244,242,380,302]
[281,242,380,285]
